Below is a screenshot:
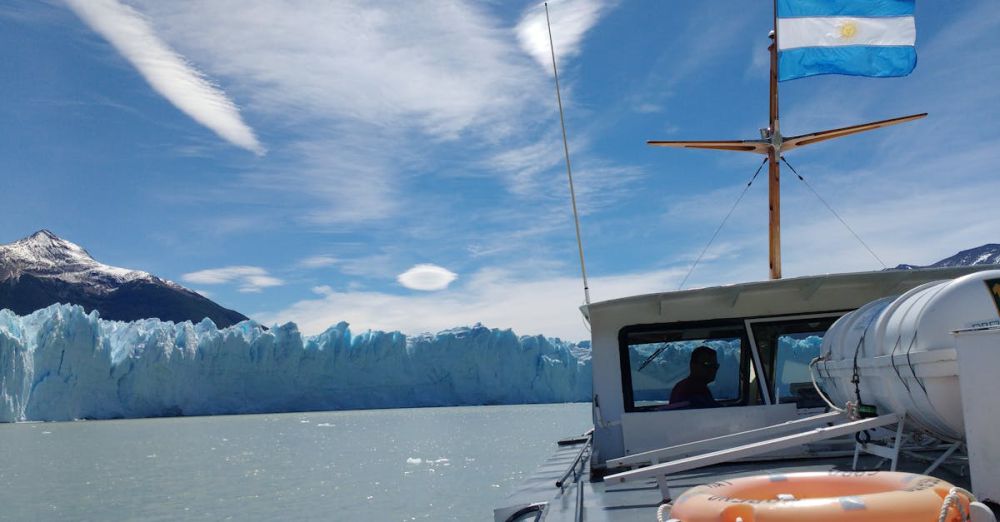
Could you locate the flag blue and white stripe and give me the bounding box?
[777,0,917,81]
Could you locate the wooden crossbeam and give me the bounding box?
[645,139,770,154]
[781,113,927,152]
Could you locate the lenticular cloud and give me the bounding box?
[64,0,264,154]
[397,264,457,291]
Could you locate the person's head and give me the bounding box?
[689,346,719,383]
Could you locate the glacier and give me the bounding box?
[0,304,591,422]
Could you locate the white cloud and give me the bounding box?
[298,255,338,269]
[397,264,458,291]
[181,265,283,293]
[122,1,561,227]
[516,0,609,70]
[65,0,263,154]
[134,0,538,138]
[487,140,565,197]
[311,285,334,296]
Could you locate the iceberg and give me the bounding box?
[0,304,591,422]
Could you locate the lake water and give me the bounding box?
[0,403,592,521]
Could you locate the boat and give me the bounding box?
[495,3,1000,521]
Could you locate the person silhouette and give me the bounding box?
[668,345,721,409]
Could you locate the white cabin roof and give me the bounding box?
[582,266,997,325]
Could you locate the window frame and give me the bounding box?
[745,312,845,405]
[618,310,854,413]
[618,319,753,413]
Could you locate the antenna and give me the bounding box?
[545,2,591,306]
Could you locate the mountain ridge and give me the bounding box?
[0,230,247,327]
[893,244,1000,270]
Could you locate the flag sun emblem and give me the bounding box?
[839,21,858,39]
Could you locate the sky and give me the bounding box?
[1,0,998,341]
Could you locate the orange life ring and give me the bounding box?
[667,471,968,522]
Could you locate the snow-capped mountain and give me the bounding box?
[0,230,171,291]
[0,230,247,326]
[926,244,1000,268]
[894,244,1000,270]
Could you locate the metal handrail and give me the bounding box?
[502,503,546,522]
[556,432,593,489]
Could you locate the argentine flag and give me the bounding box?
[777,0,916,81]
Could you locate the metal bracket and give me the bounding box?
[853,415,905,471]
[606,413,899,486]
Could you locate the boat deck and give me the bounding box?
[495,439,971,521]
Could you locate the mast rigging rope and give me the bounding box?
[678,157,768,290]
[780,156,888,269]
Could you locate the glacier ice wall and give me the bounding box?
[0,304,591,422]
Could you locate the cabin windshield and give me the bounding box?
[619,314,844,412]
[619,321,748,412]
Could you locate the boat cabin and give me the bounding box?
[585,266,991,470]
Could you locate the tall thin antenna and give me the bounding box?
[545,2,591,306]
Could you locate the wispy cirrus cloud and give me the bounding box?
[134,0,537,139]
[123,1,562,228]
[298,255,338,269]
[181,265,282,293]
[64,0,263,154]
[516,0,612,70]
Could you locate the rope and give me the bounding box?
[545,3,591,306]
[904,331,932,399]
[809,356,845,413]
[938,486,976,522]
[888,335,914,394]
[780,156,887,269]
[678,157,768,290]
[851,334,866,406]
[656,501,673,522]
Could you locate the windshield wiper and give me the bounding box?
[636,346,666,372]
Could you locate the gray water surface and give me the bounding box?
[0,403,591,521]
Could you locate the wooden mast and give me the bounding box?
[645,1,926,281]
[768,5,781,279]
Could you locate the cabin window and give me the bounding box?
[748,316,841,407]
[619,321,749,412]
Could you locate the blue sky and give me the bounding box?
[1,0,997,341]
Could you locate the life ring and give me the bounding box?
[666,471,968,522]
